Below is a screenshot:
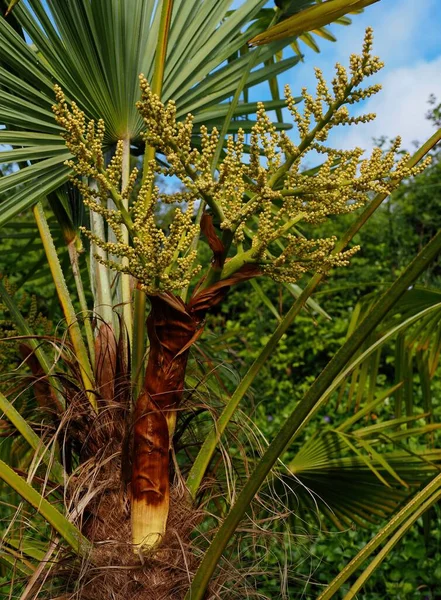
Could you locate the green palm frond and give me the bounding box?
[4,0,20,15]
[318,471,441,599]
[338,287,441,418]
[0,459,89,554]
[0,0,305,226]
[249,0,379,46]
[273,285,441,531]
[0,390,65,484]
[283,423,441,529]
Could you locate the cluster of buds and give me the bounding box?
[260,237,359,284]
[53,88,201,294]
[53,29,430,293]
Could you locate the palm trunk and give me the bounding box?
[131,293,204,549]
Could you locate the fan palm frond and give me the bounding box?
[0,0,304,225]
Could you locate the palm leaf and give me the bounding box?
[4,0,20,15]
[341,287,441,420]
[0,548,35,577]
[0,0,303,225]
[0,459,90,555]
[283,417,441,529]
[318,471,441,599]
[0,391,65,485]
[249,0,380,46]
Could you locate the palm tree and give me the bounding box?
[1,1,441,598]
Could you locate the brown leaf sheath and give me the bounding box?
[131,293,204,548]
[94,323,117,403]
[18,344,63,413]
[132,266,261,549]
[200,213,225,268]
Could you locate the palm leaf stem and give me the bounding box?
[345,490,441,599]
[66,241,95,365]
[89,192,115,329]
[33,202,96,411]
[120,136,133,349]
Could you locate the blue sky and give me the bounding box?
[19,1,441,156]
[244,0,441,155]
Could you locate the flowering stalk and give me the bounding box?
[132,0,175,403]
[186,126,441,498]
[52,28,430,553]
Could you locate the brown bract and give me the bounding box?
[131,292,205,548]
[94,323,118,403]
[200,213,225,268]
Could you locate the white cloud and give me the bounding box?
[332,0,440,67]
[276,0,441,158]
[330,55,441,153]
[250,0,441,161]
[283,0,439,89]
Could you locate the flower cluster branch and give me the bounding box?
[53,89,201,293]
[53,28,430,294]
